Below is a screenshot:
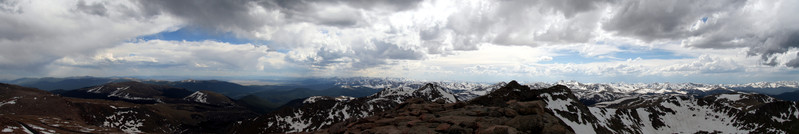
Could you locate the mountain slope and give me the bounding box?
[0,82,259,133]
[235,95,281,114]
[183,90,237,106]
[314,80,574,133]
[56,81,194,104]
[772,90,799,101]
[327,80,799,133]
[535,86,799,133]
[8,76,134,91]
[230,83,460,133]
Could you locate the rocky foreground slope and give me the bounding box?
[0,82,257,133]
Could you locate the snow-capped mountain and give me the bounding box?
[183,90,237,106]
[330,77,506,101]
[326,77,798,103]
[526,80,739,106]
[318,80,798,133]
[726,81,799,89]
[537,88,798,133]
[230,83,460,133]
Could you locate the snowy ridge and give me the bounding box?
[302,96,328,104]
[334,96,355,102]
[328,77,797,103]
[234,82,462,133]
[413,84,458,103]
[183,91,207,104]
[529,80,732,95]
[726,81,799,88]
[538,89,798,133]
[331,77,505,101]
[302,96,354,104]
[106,86,156,101]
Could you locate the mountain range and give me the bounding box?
[1,77,798,133]
[0,82,257,133]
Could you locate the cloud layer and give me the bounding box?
[0,0,797,83]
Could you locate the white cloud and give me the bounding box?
[0,0,181,74]
[1,0,798,83]
[47,40,299,78]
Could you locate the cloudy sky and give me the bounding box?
[1,0,798,84]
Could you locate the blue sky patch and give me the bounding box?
[136,27,265,45]
[538,50,612,64]
[540,46,691,64]
[614,46,692,60]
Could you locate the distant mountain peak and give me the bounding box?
[413,83,458,103]
[184,90,236,106]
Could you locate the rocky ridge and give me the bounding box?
[316,81,575,133]
[230,83,460,133]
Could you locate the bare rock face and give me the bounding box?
[314,81,575,134]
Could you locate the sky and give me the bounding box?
[0,0,798,84]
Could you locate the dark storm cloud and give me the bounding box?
[302,39,426,69]
[0,0,23,14]
[137,0,423,29]
[137,0,266,31]
[748,31,799,61]
[75,0,108,16]
[787,52,799,68]
[603,0,799,68]
[539,0,605,18]
[603,0,748,41]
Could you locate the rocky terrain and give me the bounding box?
[229,83,460,133]
[261,80,799,134]
[1,77,798,133]
[0,82,258,133]
[315,81,574,133]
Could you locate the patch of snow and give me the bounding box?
[0,97,19,107]
[772,116,788,123]
[2,126,15,132]
[303,96,327,104]
[78,127,95,133]
[20,124,33,134]
[540,93,596,134]
[594,97,636,107]
[87,86,104,93]
[102,110,144,133]
[716,94,743,101]
[28,124,55,134]
[334,96,355,102]
[183,91,208,103]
